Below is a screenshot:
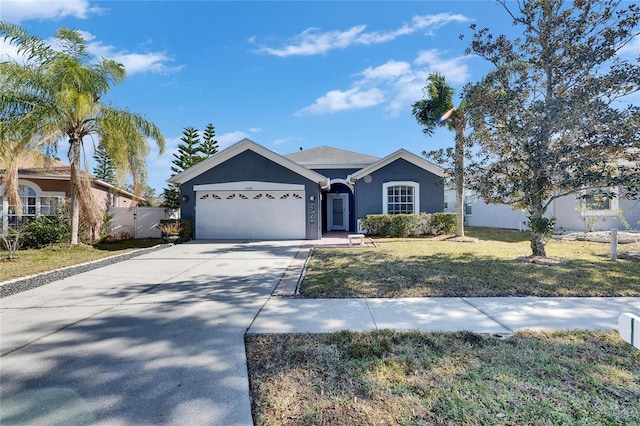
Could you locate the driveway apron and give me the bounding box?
[0,241,302,426]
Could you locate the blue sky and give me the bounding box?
[3,1,637,196]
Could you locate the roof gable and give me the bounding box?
[348,149,445,181]
[284,146,380,169]
[169,138,330,187]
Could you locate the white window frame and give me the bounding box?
[464,194,474,216]
[580,187,619,216]
[382,181,420,215]
[1,181,65,231]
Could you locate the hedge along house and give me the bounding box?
[169,138,445,240]
[0,152,144,232]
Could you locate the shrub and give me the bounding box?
[158,221,183,235]
[1,228,24,260]
[362,213,449,237]
[22,215,70,248]
[360,214,393,236]
[387,214,423,237]
[417,213,434,235]
[160,218,193,242]
[431,212,456,235]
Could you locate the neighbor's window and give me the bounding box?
[3,185,60,229]
[582,187,618,214]
[382,182,420,214]
[444,193,448,210]
[464,194,474,215]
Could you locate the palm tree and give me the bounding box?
[0,22,165,244]
[412,72,467,238]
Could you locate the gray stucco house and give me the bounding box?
[169,138,445,240]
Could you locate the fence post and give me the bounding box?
[610,228,618,261]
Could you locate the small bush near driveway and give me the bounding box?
[246,330,640,426]
[300,227,640,297]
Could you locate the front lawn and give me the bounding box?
[300,228,640,297]
[246,330,640,425]
[0,239,163,282]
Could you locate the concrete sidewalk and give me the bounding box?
[248,296,640,334]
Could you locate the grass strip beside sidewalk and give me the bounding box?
[247,330,640,426]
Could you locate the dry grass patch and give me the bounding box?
[300,228,640,297]
[246,330,640,426]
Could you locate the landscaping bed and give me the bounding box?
[247,330,640,425]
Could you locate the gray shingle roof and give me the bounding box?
[284,146,380,167]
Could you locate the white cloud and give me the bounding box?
[217,131,251,148]
[1,28,180,76]
[296,50,470,117]
[619,35,640,57]
[0,0,102,23]
[296,87,385,115]
[414,49,471,84]
[360,60,412,81]
[249,128,263,133]
[272,136,303,146]
[81,32,181,75]
[252,13,470,57]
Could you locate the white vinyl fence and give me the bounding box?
[110,207,178,239]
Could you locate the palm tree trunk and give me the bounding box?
[68,137,81,245]
[3,160,22,220]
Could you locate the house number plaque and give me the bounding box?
[308,202,316,226]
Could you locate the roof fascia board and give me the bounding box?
[194,181,305,191]
[306,162,376,169]
[348,149,445,182]
[169,138,329,187]
[5,173,143,200]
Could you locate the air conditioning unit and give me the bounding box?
[356,219,367,234]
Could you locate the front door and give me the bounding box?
[328,193,349,231]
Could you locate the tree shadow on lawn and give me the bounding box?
[300,251,640,298]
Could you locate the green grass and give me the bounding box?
[246,330,640,426]
[300,228,640,297]
[0,238,163,282]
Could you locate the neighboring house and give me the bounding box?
[169,138,445,240]
[0,152,144,231]
[445,187,640,232]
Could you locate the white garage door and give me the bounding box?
[195,184,306,240]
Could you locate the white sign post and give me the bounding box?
[618,313,640,350]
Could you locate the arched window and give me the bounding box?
[2,184,60,229]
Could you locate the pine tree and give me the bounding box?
[200,123,219,158]
[171,126,205,174]
[93,142,116,185]
[162,126,207,209]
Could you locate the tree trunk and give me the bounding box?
[68,137,81,245]
[454,112,465,237]
[3,160,22,219]
[529,202,547,257]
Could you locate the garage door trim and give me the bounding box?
[193,181,305,192]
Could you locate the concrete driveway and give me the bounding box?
[0,241,302,426]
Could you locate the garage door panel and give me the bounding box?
[196,190,305,240]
